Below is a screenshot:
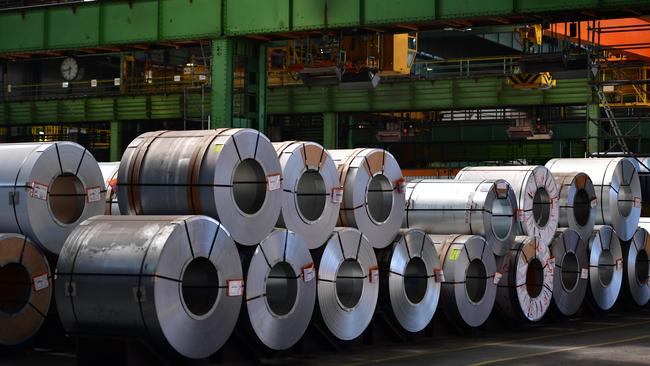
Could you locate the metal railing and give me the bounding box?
[411,55,520,79]
[0,0,91,11]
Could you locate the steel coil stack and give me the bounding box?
[117,129,282,246]
[455,166,559,247]
[495,236,554,322]
[431,234,497,328]
[55,215,242,359]
[0,234,51,346]
[98,162,120,215]
[239,229,316,350]
[619,225,650,307]
[552,172,597,240]
[376,229,441,333]
[330,149,406,249]
[313,228,378,340]
[549,228,589,317]
[585,225,623,311]
[403,179,517,255]
[546,158,641,242]
[273,141,340,249]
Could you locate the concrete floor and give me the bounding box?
[3,309,650,365]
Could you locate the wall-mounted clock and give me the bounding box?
[60,57,79,81]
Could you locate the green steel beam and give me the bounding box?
[586,103,600,154]
[258,43,267,134]
[267,77,591,114]
[110,120,122,161]
[2,0,650,54]
[323,112,337,149]
[211,38,233,128]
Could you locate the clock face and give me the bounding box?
[60,57,79,81]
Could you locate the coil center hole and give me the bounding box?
[532,188,551,228]
[181,257,219,317]
[465,259,487,304]
[367,174,393,224]
[491,196,513,241]
[336,259,364,309]
[636,249,649,285]
[618,184,633,218]
[561,252,580,292]
[49,174,85,225]
[573,188,591,227]
[0,263,31,315]
[598,250,615,287]
[296,170,326,222]
[233,159,267,215]
[266,261,298,317]
[404,257,428,304]
[526,258,544,298]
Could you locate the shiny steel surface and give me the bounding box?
[552,172,597,240]
[273,141,340,249]
[455,166,559,247]
[546,158,641,242]
[0,142,105,254]
[403,179,517,255]
[55,215,242,359]
[118,129,282,246]
[330,149,406,249]
[586,225,623,311]
[621,226,650,307]
[99,162,120,215]
[549,228,589,317]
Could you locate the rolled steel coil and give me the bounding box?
[0,234,51,346]
[330,149,405,249]
[376,229,441,333]
[241,229,316,350]
[552,172,597,240]
[273,141,340,249]
[455,166,559,247]
[403,179,517,256]
[549,228,589,317]
[431,234,497,328]
[314,228,378,340]
[0,142,105,254]
[546,158,641,241]
[55,215,242,359]
[495,236,554,322]
[620,226,650,307]
[117,129,282,246]
[586,225,623,311]
[99,162,120,215]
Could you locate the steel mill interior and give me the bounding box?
[2,1,650,366]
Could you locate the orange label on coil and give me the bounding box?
[395,178,406,194]
[331,187,343,204]
[369,266,379,283]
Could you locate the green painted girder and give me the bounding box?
[2,0,650,54]
[0,94,209,124]
[266,77,591,114]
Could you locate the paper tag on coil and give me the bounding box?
[448,248,461,261]
[616,258,623,271]
[32,273,49,292]
[227,279,244,297]
[516,209,525,222]
[591,198,598,208]
[581,268,589,279]
[395,178,406,194]
[108,178,118,192]
[493,271,503,285]
[634,197,642,208]
[266,174,281,191]
[86,186,102,203]
[369,266,379,283]
[331,187,343,203]
[213,144,224,153]
[30,182,48,201]
[301,263,315,282]
[433,268,444,283]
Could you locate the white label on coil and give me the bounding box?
[266,174,281,191]
[33,273,49,291]
[493,271,503,285]
[369,266,379,283]
[30,182,48,201]
[86,186,102,203]
[616,258,623,271]
[227,279,244,297]
[591,198,598,208]
[634,197,642,208]
[302,263,315,282]
[517,209,525,222]
[581,268,589,279]
[395,178,406,194]
[434,268,444,283]
[331,187,343,203]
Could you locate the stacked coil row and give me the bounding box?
[1,133,648,361]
